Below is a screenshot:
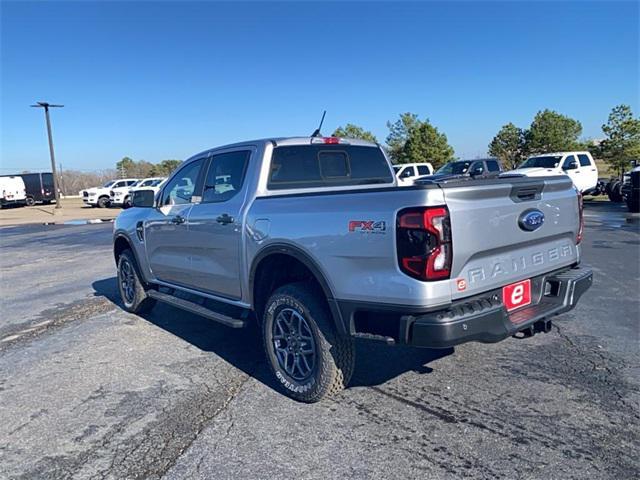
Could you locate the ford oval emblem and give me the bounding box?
[519,209,545,232]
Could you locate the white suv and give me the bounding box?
[110,177,165,208]
[511,151,598,193]
[81,179,138,208]
[393,163,434,186]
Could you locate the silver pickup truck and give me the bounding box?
[113,136,592,402]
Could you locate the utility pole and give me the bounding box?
[31,101,63,210]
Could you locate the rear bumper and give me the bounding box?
[0,198,26,206]
[405,266,592,348]
[339,265,592,349]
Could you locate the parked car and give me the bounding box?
[393,163,434,185]
[81,179,138,208]
[511,152,598,193]
[425,158,502,180]
[114,136,592,403]
[621,166,640,212]
[18,172,55,206]
[0,176,27,208]
[110,177,165,208]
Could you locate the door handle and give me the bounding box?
[216,213,234,225]
[171,215,186,225]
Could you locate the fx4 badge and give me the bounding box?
[348,220,386,234]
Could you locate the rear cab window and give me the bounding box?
[268,145,393,190]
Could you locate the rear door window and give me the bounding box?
[487,160,500,172]
[268,145,393,190]
[578,154,592,167]
[417,165,431,175]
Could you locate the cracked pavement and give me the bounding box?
[0,201,638,479]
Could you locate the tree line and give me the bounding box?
[49,103,640,195]
[53,157,181,195]
[333,104,640,177]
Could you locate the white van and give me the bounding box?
[511,151,598,193]
[393,163,434,186]
[0,176,27,208]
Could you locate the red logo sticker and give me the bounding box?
[456,279,467,291]
[503,279,532,312]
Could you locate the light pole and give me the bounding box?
[31,101,63,210]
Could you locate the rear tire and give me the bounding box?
[117,249,156,314]
[607,181,623,203]
[262,282,355,403]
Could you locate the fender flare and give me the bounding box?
[249,243,347,334]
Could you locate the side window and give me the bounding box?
[563,155,577,169]
[202,151,250,203]
[400,166,415,178]
[578,154,592,167]
[487,160,500,172]
[161,159,204,206]
[126,180,137,186]
[417,165,431,175]
[113,181,125,188]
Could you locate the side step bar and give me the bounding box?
[147,290,248,328]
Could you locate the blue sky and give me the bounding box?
[1,1,638,172]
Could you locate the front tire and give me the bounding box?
[97,196,110,208]
[117,249,156,314]
[262,283,355,403]
[25,197,35,207]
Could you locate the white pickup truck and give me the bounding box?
[511,151,598,193]
[81,179,138,208]
[110,177,165,208]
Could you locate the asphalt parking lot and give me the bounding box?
[0,201,638,480]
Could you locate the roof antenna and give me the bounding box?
[310,110,326,137]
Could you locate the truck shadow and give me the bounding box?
[92,277,452,394]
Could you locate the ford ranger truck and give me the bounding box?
[113,137,592,403]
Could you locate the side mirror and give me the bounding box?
[131,189,155,208]
[564,160,578,170]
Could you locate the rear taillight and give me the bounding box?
[397,206,452,281]
[577,192,584,244]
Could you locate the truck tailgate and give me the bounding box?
[441,176,580,299]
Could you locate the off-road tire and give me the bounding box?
[262,282,355,403]
[97,196,110,208]
[607,181,623,203]
[117,249,156,314]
